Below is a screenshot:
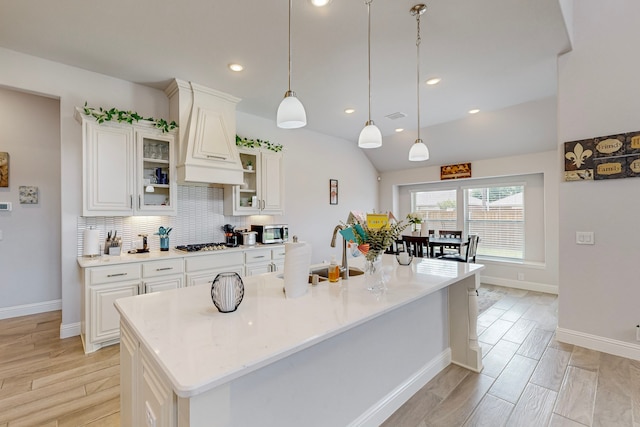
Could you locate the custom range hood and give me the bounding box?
[165,79,244,185]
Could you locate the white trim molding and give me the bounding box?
[556,327,640,361]
[0,299,61,321]
[350,348,451,427]
[480,275,558,295]
[60,322,81,339]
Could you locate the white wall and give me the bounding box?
[380,149,559,293]
[0,87,61,312]
[557,0,640,359]
[236,111,380,264]
[0,47,169,334]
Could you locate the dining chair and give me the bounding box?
[402,235,427,258]
[440,230,463,255]
[438,234,479,263]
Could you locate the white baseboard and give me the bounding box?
[350,348,452,427]
[556,327,640,361]
[0,299,61,320]
[480,275,558,295]
[60,321,81,339]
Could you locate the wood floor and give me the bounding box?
[383,285,640,427]
[1,285,638,426]
[0,311,120,426]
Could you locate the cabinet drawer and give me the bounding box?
[142,258,184,278]
[89,264,141,285]
[245,248,272,264]
[186,266,245,287]
[271,247,286,260]
[185,252,244,273]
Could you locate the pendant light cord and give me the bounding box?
[366,0,373,123]
[416,9,422,140]
[288,0,292,92]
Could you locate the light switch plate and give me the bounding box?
[576,231,594,245]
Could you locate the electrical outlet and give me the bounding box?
[517,272,525,281]
[576,231,595,245]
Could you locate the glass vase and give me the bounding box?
[363,253,385,292]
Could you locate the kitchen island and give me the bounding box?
[115,255,484,427]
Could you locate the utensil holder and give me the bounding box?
[211,272,244,313]
[160,237,169,251]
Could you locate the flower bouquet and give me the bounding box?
[406,212,424,234]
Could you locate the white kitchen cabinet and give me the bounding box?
[142,258,184,293]
[224,148,284,216]
[120,322,139,426]
[244,248,273,276]
[184,251,245,285]
[90,280,141,345]
[76,108,177,216]
[271,246,286,272]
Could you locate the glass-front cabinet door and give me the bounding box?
[136,131,177,215]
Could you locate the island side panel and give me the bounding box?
[184,289,449,427]
[448,272,483,372]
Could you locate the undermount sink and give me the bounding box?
[276,273,328,284]
[308,266,365,278]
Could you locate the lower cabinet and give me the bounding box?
[90,281,140,344]
[121,321,176,427]
[81,246,283,354]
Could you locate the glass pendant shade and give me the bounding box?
[358,120,382,148]
[408,139,429,161]
[277,91,307,129]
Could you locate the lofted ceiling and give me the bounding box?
[0,0,570,172]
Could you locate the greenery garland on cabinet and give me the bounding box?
[82,102,178,133]
[236,135,283,152]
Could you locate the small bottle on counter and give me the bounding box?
[328,256,340,283]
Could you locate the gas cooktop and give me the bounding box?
[175,243,232,252]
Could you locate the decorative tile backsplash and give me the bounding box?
[77,186,250,255]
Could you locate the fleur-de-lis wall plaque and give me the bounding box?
[565,142,593,168]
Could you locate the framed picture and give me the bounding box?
[440,162,472,180]
[19,186,38,204]
[329,179,338,205]
[0,152,8,188]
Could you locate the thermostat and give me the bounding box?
[0,202,12,211]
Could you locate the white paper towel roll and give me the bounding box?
[83,228,101,257]
[283,241,312,298]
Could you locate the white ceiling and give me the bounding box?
[0,0,570,172]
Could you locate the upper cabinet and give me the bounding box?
[224,148,285,216]
[75,109,177,217]
[165,79,244,185]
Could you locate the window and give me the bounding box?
[412,189,457,233]
[465,185,524,260]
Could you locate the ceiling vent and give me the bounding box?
[385,112,407,120]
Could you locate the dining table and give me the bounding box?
[428,236,466,258]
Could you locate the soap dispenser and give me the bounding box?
[328,256,340,283]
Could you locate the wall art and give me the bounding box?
[330,179,338,205]
[564,131,640,181]
[19,186,38,204]
[0,152,8,187]
[440,162,471,180]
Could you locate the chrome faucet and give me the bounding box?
[330,225,349,280]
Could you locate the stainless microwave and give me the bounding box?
[251,224,289,244]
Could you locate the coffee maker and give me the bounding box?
[222,224,238,247]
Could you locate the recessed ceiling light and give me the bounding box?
[310,0,332,6]
[425,77,441,85]
[395,128,404,133]
[344,108,355,114]
[228,63,244,72]
[469,109,480,114]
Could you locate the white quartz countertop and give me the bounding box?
[77,244,283,268]
[114,255,484,398]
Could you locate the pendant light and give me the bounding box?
[277,0,307,129]
[408,4,429,161]
[358,0,382,149]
